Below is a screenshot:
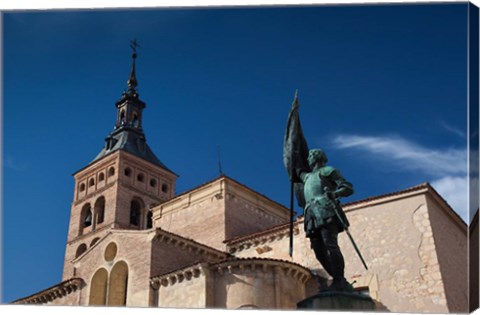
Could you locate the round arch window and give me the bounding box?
[137,173,145,182]
[79,183,86,192]
[108,167,115,177]
[104,242,118,262]
[124,167,132,177]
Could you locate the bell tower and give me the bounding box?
[62,41,178,279]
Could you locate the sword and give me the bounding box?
[324,187,369,271]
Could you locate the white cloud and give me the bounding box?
[332,134,467,176]
[431,176,468,223]
[332,134,468,221]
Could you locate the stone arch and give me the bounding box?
[89,268,108,305]
[108,261,129,306]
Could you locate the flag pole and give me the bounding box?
[289,180,294,257]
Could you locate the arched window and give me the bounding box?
[132,112,139,127]
[150,179,157,187]
[89,178,95,187]
[108,167,115,177]
[90,268,108,306]
[90,237,100,247]
[98,173,105,182]
[79,183,86,192]
[162,183,169,193]
[81,204,92,228]
[124,167,132,177]
[95,196,106,225]
[137,173,144,182]
[75,243,87,258]
[120,110,126,125]
[108,261,129,306]
[130,200,141,226]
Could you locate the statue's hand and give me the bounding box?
[323,187,336,200]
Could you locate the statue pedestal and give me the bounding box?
[297,292,376,311]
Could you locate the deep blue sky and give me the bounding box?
[2,3,471,303]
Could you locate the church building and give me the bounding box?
[13,48,470,313]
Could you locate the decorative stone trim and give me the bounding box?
[67,223,114,246]
[213,258,312,284]
[152,228,230,261]
[12,278,84,305]
[226,223,300,254]
[150,263,208,288]
[74,181,116,204]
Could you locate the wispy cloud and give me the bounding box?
[440,121,466,138]
[431,176,468,222]
[332,134,467,176]
[3,156,29,172]
[332,134,468,221]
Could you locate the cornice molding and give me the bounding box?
[12,278,84,305]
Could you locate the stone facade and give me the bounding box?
[15,176,469,313]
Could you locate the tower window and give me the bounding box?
[89,178,95,187]
[99,173,105,182]
[130,200,141,226]
[132,112,139,128]
[79,203,92,235]
[150,179,157,187]
[120,110,126,125]
[95,196,106,225]
[90,238,100,247]
[84,209,92,227]
[162,183,169,193]
[137,173,145,182]
[79,183,86,192]
[124,167,132,177]
[108,167,115,177]
[75,244,87,258]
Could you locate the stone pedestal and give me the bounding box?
[297,292,376,311]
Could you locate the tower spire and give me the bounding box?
[126,39,140,96]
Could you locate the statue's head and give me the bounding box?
[308,149,328,169]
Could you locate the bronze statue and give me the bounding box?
[299,148,353,291]
[283,91,366,292]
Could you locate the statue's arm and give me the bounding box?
[331,170,354,198]
[297,168,309,183]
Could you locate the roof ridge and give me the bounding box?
[153,227,231,257]
[224,182,442,246]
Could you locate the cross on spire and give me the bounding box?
[127,39,140,95]
[130,38,140,57]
